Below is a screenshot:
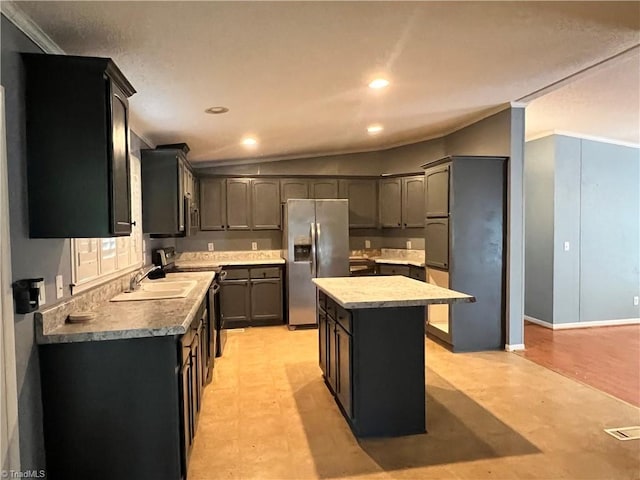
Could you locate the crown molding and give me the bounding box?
[1,2,65,54]
[526,130,640,149]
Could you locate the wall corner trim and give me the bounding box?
[505,343,525,352]
[1,2,65,54]
[524,315,553,329]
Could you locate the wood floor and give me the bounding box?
[518,322,640,407]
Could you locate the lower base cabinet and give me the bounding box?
[219,265,284,328]
[39,298,212,480]
[318,291,426,437]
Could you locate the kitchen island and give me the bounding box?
[312,275,474,437]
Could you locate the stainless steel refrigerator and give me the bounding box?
[283,199,349,327]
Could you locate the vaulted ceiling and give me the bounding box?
[8,1,640,162]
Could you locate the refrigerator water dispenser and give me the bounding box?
[294,236,312,262]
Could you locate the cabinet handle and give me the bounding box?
[397,223,401,226]
[131,220,137,226]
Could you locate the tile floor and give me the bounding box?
[189,326,640,479]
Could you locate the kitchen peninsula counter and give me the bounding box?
[313,275,474,438]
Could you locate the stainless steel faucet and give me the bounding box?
[129,265,162,291]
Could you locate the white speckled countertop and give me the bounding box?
[36,272,215,344]
[174,250,285,270]
[349,248,426,267]
[312,276,474,309]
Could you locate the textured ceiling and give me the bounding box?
[10,1,640,162]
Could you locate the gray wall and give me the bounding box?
[1,15,155,468]
[524,134,640,324]
[579,139,639,321]
[524,136,555,322]
[2,16,49,470]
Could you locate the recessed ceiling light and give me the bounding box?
[205,106,229,114]
[242,137,258,147]
[367,124,384,135]
[368,78,389,89]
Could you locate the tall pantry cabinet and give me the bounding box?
[422,156,507,352]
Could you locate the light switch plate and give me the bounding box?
[634,296,639,306]
[251,242,258,251]
[406,240,412,250]
[55,275,64,299]
[207,242,214,251]
[365,240,371,249]
[564,241,570,251]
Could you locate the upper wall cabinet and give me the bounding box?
[280,179,309,202]
[310,179,338,199]
[141,144,193,236]
[425,165,450,217]
[252,179,281,229]
[200,178,227,231]
[24,53,136,238]
[226,178,252,230]
[378,175,424,229]
[338,179,378,228]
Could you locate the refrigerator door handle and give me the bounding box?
[316,223,321,277]
[310,222,317,277]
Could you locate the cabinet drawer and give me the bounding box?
[250,267,281,279]
[336,305,352,334]
[378,264,411,276]
[222,268,249,280]
[409,266,426,282]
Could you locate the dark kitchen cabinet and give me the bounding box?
[409,265,426,282]
[280,179,309,202]
[310,179,339,199]
[251,179,281,229]
[141,144,193,236]
[219,266,284,328]
[23,53,136,238]
[318,309,328,378]
[200,177,227,230]
[379,178,402,228]
[338,179,378,228]
[402,176,425,228]
[425,165,450,217]
[226,178,252,230]
[327,316,338,393]
[378,175,425,229]
[377,264,411,277]
[425,218,449,269]
[335,321,353,419]
[422,156,507,352]
[219,279,251,328]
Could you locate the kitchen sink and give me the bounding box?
[110,280,198,302]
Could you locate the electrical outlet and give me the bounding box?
[207,242,214,251]
[634,296,639,306]
[564,241,570,251]
[55,275,64,299]
[365,240,371,249]
[36,280,45,306]
[251,242,258,251]
[406,240,412,250]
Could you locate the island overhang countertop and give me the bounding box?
[312,275,475,309]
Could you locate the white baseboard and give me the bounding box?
[505,343,525,352]
[524,315,640,330]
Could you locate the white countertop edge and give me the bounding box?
[373,259,425,267]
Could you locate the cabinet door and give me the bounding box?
[425,218,449,269]
[200,178,227,230]
[378,264,411,277]
[379,178,402,228]
[318,311,328,377]
[409,266,426,282]
[226,179,251,230]
[425,165,450,217]
[251,179,281,230]
[190,334,202,418]
[280,179,309,202]
[336,323,353,419]
[219,280,250,328]
[310,179,338,199]
[327,318,338,393]
[250,279,283,324]
[110,83,132,235]
[177,161,185,232]
[338,179,378,228]
[180,357,194,461]
[402,176,425,228]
